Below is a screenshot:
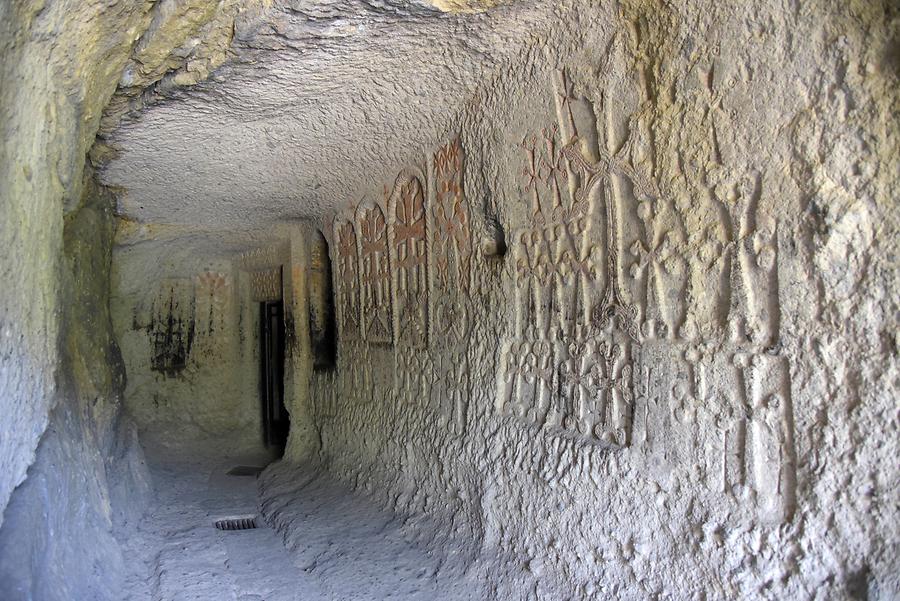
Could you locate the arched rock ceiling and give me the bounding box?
[99,0,560,254]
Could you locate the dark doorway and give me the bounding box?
[260,299,289,452]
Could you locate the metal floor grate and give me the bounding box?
[214,517,257,531]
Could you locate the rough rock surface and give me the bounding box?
[98,0,565,236]
[0,0,146,525]
[259,460,487,599]
[116,446,296,600]
[0,0,265,595]
[275,1,895,599]
[0,0,897,599]
[105,0,897,598]
[0,173,151,599]
[108,446,488,600]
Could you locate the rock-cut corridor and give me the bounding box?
[120,444,484,600]
[0,0,897,600]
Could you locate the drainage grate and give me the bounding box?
[214,517,257,531]
[227,466,264,477]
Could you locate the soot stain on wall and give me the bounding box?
[148,286,196,376]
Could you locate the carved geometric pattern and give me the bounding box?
[249,267,282,302]
[236,242,289,271]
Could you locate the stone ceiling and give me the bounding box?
[98,0,559,254]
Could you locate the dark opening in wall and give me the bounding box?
[483,216,507,259]
[260,298,289,452]
[309,230,337,371]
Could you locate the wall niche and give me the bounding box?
[309,230,337,371]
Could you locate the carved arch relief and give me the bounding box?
[429,140,475,434]
[333,218,362,341]
[356,203,393,346]
[387,169,429,348]
[432,139,473,297]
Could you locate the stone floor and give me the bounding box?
[121,446,482,601]
[120,448,306,600]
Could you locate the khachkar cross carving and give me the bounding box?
[499,339,554,425]
[556,339,631,440]
[389,172,428,348]
[498,70,678,448]
[514,123,598,340]
[334,219,361,341]
[553,340,634,445]
[558,340,596,433]
[358,204,393,346]
[521,126,571,228]
[561,139,645,343]
[433,139,472,295]
[501,136,659,445]
[193,272,229,346]
[594,341,634,445]
[428,140,477,435]
[629,200,685,340]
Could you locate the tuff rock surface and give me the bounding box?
[0,0,897,599]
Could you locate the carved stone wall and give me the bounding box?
[248,267,282,301]
[389,170,429,349]
[112,249,257,447]
[303,3,897,599]
[358,203,394,345]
